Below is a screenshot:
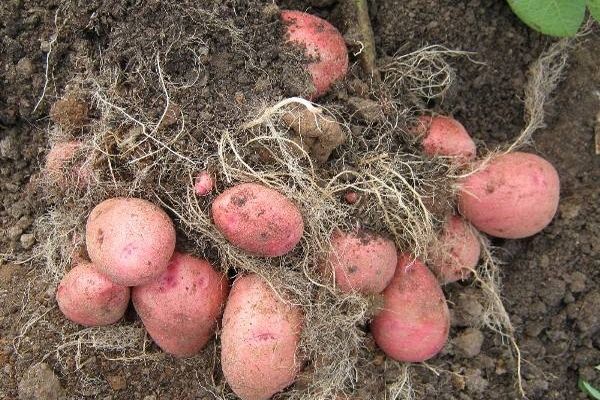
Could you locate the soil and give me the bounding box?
[1,0,599,399]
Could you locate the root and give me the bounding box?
[473,234,525,398]
[379,45,481,100]
[506,37,575,152]
[33,8,66,113]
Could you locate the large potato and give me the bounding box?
[56,261,130,327]
[324,229,397,294]
[371,254,449,362]
[459,152,560,238]
[429,215,481,284]
[85,197,176,286]
[221,274,303,400]
[212,183,304,257]
[132,252,228,357]
[281,10,349,99]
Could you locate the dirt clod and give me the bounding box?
[18,363,64,400]
[453,328,484,358]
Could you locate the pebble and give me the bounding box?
[452,328,484,358]
[18,362,64,400]
[106,375,126,391]
[20,233,35,249]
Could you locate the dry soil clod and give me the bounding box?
[281,106,346,164]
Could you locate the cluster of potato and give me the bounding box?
[49,9,562,400]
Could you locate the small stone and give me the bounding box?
[465,368,488,393]
[16,58,34,77]
[452,328,484,358]
[8,225,24,241]
[20,233,35,249]
[347,97,384,123]
[569,271,587,293]
[18,362,64,400]
[106,375,126,391]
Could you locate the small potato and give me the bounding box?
[414,116,476,161]
[85,197,176,286]
[194,171,214,196]
[45,141,91,187]
[371,254,449,362]
[281,10,349,99]
[458,152,560,238]
[56,261,129,327]
[212,183,304,257]
[221,274,303,400]
[132,252,228,357]
[324,229,397,294]
[429,215,481,284]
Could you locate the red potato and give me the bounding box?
[324,229,397,294]
[85,197,176,286]
[281,10,349,99]
[458,151,560,239]
[344,191,359,204]
[56,261,129,327]
[45,141,91,187]
[221,274,303,400]
[212,183,304,257]
[194,171,214,196]
[414,116,476,161]
[371,254,450,362]
[132,252,228,357]
[429,215,481,284]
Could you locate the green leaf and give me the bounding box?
[579,377,600,399]
[507,0,587,37]
[589,0,600,22]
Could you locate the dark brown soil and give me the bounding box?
[1,0,599,399]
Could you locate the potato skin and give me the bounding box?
[415,116,476,161]
[211,183,304,257]
[56,262,130,327]
[85,197,176,286]
[281,10,349,99]
[371,254,449,362]
[429,216,481,284]
[325,229,397,294]
[132,252,228,357]
[221,274,303,400]
[45,141,91,187]
[459,152,560,239]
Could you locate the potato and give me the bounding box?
[85,197,176,286]
[212,183,304,257]
[429,215,481,284]
[458,151,560,238]
[371,254,449,362]
[414,116,476,161]
[281,10,349,99]
[194,170,214,196]
[56,261,129,327]
[324,229,397,294]
[45,141,91,187]
[132,252,228,357]
[221,274,303,400]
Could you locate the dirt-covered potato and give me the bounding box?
[211,183,304,257]
[45,141,91,187]
[281,10,349,99]
[85,197,176,286]
[221,274,303,400]
[371,254,450,362]
[459,151,560,238]
[132,252,228,357]
[56,261,130,327]
[429,215,481,284]
[324,229,397,294]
